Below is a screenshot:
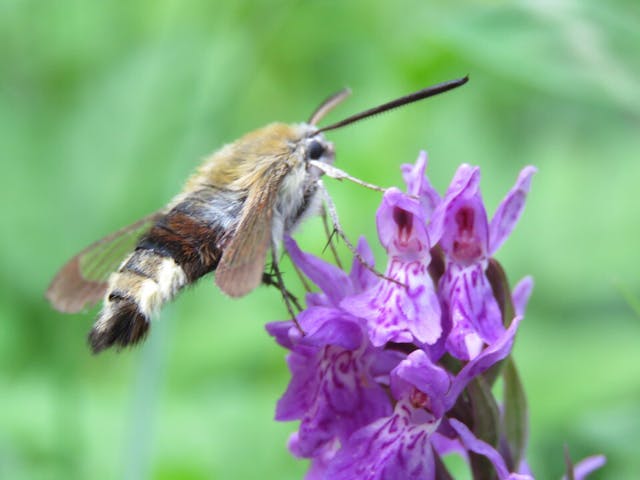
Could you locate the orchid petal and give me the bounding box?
[277,325,392,457]
[391,350,451,417]
[349,236,378,293]
[376,188,430,257]
[562,455,606,480]
[402,151,441,218]
[445,164,481,199]
[285,235,352,305]
[265,320,296,349]
[512,276,534,317]
[438,195,489,264]
[439,264,504,360]
[297,307,364,351]
[303,439,340,480]
[445,315,523,410]
[429,164,481,246]
[489,166,536,255]
[342,257,442,347]
[346,188,441,346]
[327,401,438,480]
[449,418,533,480]
[277,348,319,421]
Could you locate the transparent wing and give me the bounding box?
[215,163,291,298]
[46,212,162,313]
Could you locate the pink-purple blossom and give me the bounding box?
[436,164,537,360]
[266,152,604,479]
[341,188,442,347]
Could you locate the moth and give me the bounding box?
[46,76,468,353]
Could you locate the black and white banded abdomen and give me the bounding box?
[88,188,243,353]
[88,251,187,352]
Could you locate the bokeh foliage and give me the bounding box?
[1,0,639,478]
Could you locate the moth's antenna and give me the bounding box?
[308,88,352,125]
[317,76,468,133]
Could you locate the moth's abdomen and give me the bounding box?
[88,252,186,353]
[88,187,243,353]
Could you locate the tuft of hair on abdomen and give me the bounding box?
[88,250,187,353]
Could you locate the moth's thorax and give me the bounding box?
[183,123,323,190]
[273,123,334,248]
[170,121,333,254]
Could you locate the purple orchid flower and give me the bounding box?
[437,165,536,359]
[341,188,442,347]
[284,235,377,308]
[324,316,523,480]
[325,399,440,480]
[267,152,604,479]
[266,308,394,460]
[268,237,403,461]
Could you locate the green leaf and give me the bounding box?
[433,449,455,480]
[483,259,516,386]
[468,376,501,480]
[502,358,529,471]
[486,259,516,327]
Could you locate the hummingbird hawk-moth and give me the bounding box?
[46,76,468,353]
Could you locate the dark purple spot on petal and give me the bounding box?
[456,206,474,232]
[393,207,414,245]
[452,206,483,263]
[409,388,430,409]
[407,430,427,451]
[388,414,401,434]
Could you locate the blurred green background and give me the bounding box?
[1,0,639,478]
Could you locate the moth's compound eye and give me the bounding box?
[307,140,325,160]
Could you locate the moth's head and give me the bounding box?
[296,123,335,167]
[285,88,355,169]
[249,76,470,174]
[240,122,334,167]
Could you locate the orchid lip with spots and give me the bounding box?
[266,152,605,480]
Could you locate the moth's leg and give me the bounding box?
[264,251,305,335]
[316,179,404,287]
[309,161,387,193]
[261,269,302,312]
[320,205,343,269]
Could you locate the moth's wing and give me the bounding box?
[46,212,163,313]
[215,163,291,297]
